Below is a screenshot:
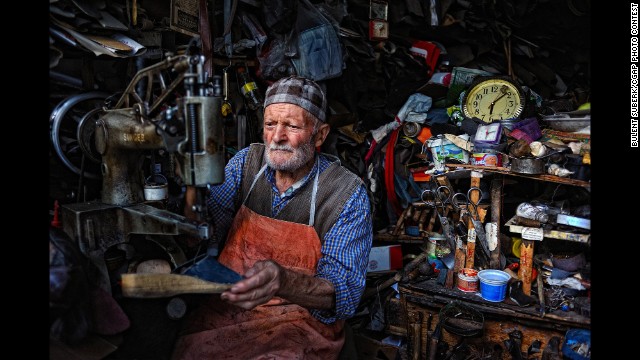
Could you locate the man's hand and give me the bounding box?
[220,260,284,310]
[220,259,336,311]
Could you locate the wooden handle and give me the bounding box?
[464,174,482,269]
[121,273,234,298]
[517,240,535,295]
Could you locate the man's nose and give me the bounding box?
[272,124,287,142]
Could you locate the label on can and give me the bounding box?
[457,268,479,292]
[471,153,502,167]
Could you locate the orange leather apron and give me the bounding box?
[172,166,345,359]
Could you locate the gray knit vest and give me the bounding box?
[239,143,363,244]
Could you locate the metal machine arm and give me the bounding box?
[59,54,225,294]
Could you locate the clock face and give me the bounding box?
[475,123,502,143]
[461,77,525,123]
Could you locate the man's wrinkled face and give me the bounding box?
[263,103,319,172]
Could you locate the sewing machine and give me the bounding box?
[58,54,225,295]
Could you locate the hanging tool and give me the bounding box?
[420,184,456,251]
[427,320,442,360]
[222,0,240,59]
[221,65,234,119]
[451,187,491,264]
[409,312,422,360]
[198,0,213,78]
[504,330,524,360]
[536,262,546,317]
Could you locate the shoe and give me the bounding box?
[509,280,536,307]
[176,254,243,284]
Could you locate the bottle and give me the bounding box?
[516,202,549,223]
[237,65,263,111]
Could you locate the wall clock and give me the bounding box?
[461,76,525,123]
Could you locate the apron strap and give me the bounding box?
[243,164,268,205]
[308,165,319,226]
[245,159,321,227]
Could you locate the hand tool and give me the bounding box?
[420,185,456,251]
[451,187,490,262]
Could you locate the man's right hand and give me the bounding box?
[220,260,284,310]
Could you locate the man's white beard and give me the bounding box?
[264,139,316,172]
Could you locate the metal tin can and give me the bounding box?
[471,153,502,167]
[457,268,479,292]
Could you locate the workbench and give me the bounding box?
[390,279,590,360]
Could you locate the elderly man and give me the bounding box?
[172,76,373,359]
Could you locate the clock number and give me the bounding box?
[491,85,499,92]
[508,100,514,107]
[474,108,480,115]
[473,100,479,108]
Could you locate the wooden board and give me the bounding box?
[444,164,590,188]
[121,273,233,298]
[399,279,590,327]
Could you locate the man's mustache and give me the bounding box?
[268,144,294,152]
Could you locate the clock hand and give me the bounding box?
[489,86,509,108]
[487,86,508,113]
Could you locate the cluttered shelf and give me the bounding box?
[399,278,590,330]
[444,164,590,189]
[390,277,591,360]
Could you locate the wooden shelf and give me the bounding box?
[505,216,590,244]
[445,163,590,189]
[400,278,590,328]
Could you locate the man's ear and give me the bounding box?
[314,123,331,147]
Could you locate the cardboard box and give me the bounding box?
[367,245,403,272]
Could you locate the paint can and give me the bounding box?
[457,268,479,292]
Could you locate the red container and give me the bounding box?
[457,268,479,292]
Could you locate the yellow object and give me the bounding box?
[578,102,591,110]
[582,152,590,164]
[511,238,522,258]
[221,102,233,117]
[461,77,525,123]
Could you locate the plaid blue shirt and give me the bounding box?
[206,146,373,324]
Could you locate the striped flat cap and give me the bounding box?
[264,76,327,122]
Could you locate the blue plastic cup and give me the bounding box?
[477,269,510,302]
